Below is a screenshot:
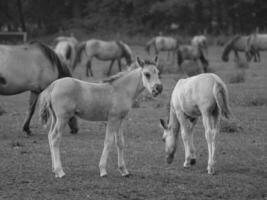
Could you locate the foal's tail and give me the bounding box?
[39,84,54,127]
[145,37,155,54]
[213,81,231,119]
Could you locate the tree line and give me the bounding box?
[0,0,266,37]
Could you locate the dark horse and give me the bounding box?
[73,39,133,76]
[0,41,77,135]
[221,35,260,62]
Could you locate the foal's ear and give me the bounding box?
[136,56,145,68]
[159,119,167,129]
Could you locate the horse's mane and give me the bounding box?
[116,41,133,64]
[102,70,130,84]
[222,35,241,61]
[30,41,71,78]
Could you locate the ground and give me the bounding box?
[0,45,266,200]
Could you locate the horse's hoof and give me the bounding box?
[190,158,196,166]
[207,167,216,175]
[23,128,33,137]
[100,172,108,177]
[54,169,65,178]
[122,173,131,178]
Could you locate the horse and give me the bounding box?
[246,33,267,62]
[159,73,231,175]
[0,41,77,135]
[73,39,133,76]
[39,56,163,178]
[191,35,208,56]
[145,36,179,61]
[177,45,209,73]
[221,35,260,62]
[54,36,79,71]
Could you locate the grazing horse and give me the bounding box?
[177,45,209,73]
[221,35,260,62]
[246,33,267,62]
[160,73,231,174]
[145,36,179,61]
[73,39,133,76]
[191,35,208,56]
[39,57,163,178]
[54,36,79,71]
[0,41,77,135]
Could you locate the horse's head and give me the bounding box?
[159,118,177,164]
[136,56,163,97]
[117,41,133,65]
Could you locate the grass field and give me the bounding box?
[0,45,266,200]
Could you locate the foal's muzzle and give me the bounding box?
[152,84,163,97]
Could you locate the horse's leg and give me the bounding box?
[178,114,195,168]
[202,112,219,175]
[86,60,93,77]
[48,117,67,178]
[22,91,39,135]
[234,50,240,62]
[48,107,57,172]
[188,118,198,165]
[115,122,130,177]
[99,118,119,177]
[107,60,115,76]
[117,59,122,72]
[68,116,79,134]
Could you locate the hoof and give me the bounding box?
[100,172,108,177]
[70,128,79,135]
[54,169,65,178]
[190,158,196,166]
[122,173,131,178]
[23,128,33,136]
[207,167,216,175]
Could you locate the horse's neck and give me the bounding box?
[168,104,180,134]
[114,68,144,100]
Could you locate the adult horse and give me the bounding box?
[246,33,267,62]
[191,35,208,56]
[221,35,260,62]
[160,73,231,174]
[145,36,179,61]
[39,56,163,178]
[54,36,79,71]
[73,39,133,76]
[177,45,209,73]
[0,41,77,135]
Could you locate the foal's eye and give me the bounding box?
[145,73,150,79]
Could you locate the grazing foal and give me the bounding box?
[160,73,231,174]
[39,57,163,178]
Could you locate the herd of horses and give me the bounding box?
[0,33,265,178]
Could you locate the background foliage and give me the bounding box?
[0,0,266,37]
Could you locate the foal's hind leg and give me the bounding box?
[22,92,39,135]
[48,117,67,178]
[68,116,79,134]
[178,113,197,168]
[202,112,219,175]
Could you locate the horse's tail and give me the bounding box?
[73,41,87,69]
[39,84,54,127]
[145,37,155,54]
[221,35,241,62]
[199,47,209,72]
[213,80,231,119]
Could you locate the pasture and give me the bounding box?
[0,45,266,200]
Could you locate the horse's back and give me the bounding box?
[173,73,224,116]
[155,36,177,50]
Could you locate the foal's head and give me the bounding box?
[159,118,178,164]
[136,56,163,97]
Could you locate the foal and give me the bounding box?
[39,57,163,178]
[160,73,231,174]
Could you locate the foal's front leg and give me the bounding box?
[115,123,130,177]
[99,118,119,177]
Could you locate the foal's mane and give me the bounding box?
[30,41,72,78]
